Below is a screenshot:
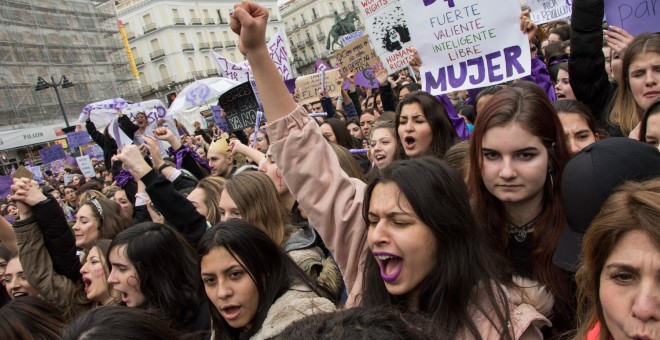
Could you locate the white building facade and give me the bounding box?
[280,0,364,76]
[116,0,284,100]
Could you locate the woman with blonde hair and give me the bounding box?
[575,179,660,339]
[219,171,344,303]
[187,176,226,225]
[609,33,660,137]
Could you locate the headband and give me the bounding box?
[87,195,104,222]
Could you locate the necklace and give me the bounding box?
[508,215,541,243]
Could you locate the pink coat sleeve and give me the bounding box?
[266,106,369,305]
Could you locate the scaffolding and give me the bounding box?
[0,0,141,132]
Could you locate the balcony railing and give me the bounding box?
[173,17,185,25]
[204,18,215,25]
[156,77,175,90]
[211,41,223,49]
[133,57,143,65]
[150,49,165,60]
[316,33,325,41]
[198,42,210,50]
[189,71,206,79]
[143,23,157,33]
[305,37,313,45]
[218,18,228,24]
[297,42,304,48]
[181,43,194,52]
[140,85,154,95]
[191,17,202,25]
[207,68,219,76]
[125,31,135,40]
[224,40,236,47]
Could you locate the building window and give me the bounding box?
[342,1,348,11]
[312,8,318,19]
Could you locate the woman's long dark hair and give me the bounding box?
[468,82,574,329]
[107,222,200,330]
[198,219,318,339]
[322,118,361,149]
[361,157,513,339]
[395,91,459,159]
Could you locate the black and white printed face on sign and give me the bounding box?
[218,82,260,132]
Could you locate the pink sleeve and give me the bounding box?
[266,106,369,301]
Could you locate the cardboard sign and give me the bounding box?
[295,69,342,105]
[604,0,660,36]
[0,175,11,198]
[76,155,96,178]
[63,173,76,186]
[66,131,92,148]
[528,0,572,24]
[335,35,379,75]
[357,0,416,73]
[10,166,35,180]
[210,105,230,133]
[402,0,531,95]
[38,144,67,164]
[218,82,261,132]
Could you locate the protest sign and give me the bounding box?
[91,144,104,158]
[212,29,293,82]
[11,166,35,180]
[38,144,67,164]
[76,155,96,178]
[27,166,43,183]
[210,105,230,133]
[63,174,75,186]
[402,0,531,95]
[340,30,364,46]
[335,35,379,75]
[527,0,572,24]
[295,69,342,105]
[357,0,416,73]
[50,159,65,174]
[604,0,660,36]
[66,131,92,148]
[218,82,261,132]
[0,175,11,198]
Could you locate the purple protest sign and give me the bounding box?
[605,0,660,36]
[66,131,92,148]
[211,105,229,132]
[38,144,67,164]
[64,156,77,166]
[285,78,297,94]
[344,69,380,89]
[0,175,11,198]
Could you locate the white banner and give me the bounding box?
[402,0,531,95]
[211,29,292,82]
[357,0,416,74]
[527,0,572,24]
[76,155,96,178]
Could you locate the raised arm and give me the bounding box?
[231,1,297,120]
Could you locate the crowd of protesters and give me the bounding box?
[0,0,659,339]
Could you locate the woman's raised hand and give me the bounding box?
[10,178,46,207]
[116,145,152,178]
[604,25,634,57]
[230,0,269,57]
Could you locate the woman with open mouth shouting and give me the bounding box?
[228,2,551,338]
[199,220,335,339]
[9,179,120,320]
[395,91,459,159]
[107,222,210,333]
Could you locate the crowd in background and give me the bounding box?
[0,0,659,339]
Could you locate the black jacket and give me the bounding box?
[569,0,622,136]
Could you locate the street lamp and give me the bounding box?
[35,75,75,133]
